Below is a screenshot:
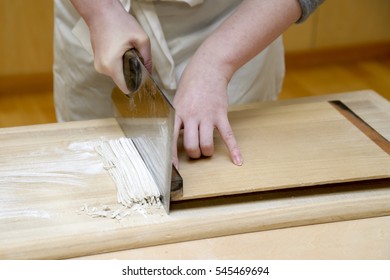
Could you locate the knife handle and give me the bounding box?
[123,49,144,95]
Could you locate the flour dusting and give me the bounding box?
[79,203,163,220]
[0,140,104,187]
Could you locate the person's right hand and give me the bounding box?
[71,0,152,94]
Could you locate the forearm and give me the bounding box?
[194,0,302,81]
[70,0,125,27]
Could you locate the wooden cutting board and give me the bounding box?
[0,90,389,259]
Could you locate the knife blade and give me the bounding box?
[111,49,182,213]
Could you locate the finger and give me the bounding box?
[112,60,130,95]
[199,122,214,157]
[183,120,201,159]
[140,52,153,74]
[133,38,152,74]
[94,52,124,94]
[217,117,243,166]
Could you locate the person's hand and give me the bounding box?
[172,53,243,169]
[71,0,152,94]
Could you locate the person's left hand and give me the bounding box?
[172,53,243,169]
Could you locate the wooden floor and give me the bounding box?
[281,55,390,100]
[0,54,389,128]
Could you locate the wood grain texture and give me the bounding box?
[175,101,390,200]
[1,91,390,259]
[1,178,389,260]
[77,215,390,260]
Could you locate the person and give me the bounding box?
[53,0,324,168]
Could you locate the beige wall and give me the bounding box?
[0,0,53,76]
[0,0,389,76]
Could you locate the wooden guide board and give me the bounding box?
[0,90,390,259]
[176,101,390,200]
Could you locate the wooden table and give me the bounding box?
[1,90,389,259]
[77,215,390,259]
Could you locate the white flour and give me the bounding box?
[0,140,104,187]
[0,138,165,220]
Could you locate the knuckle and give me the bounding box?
[137,33,150,47]
[222,128,235,143]
[94,57,111,75]
[218,125,239,151]
[133,34,150,52]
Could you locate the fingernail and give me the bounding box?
[233,154,243,166]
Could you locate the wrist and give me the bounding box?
[192,40,237,85]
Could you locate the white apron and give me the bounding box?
[53,0,285,121]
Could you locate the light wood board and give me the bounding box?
[77,215,390,260]
[0,91,390,259]
[176,101,390,200]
